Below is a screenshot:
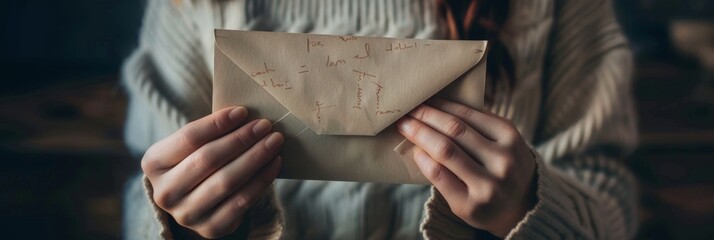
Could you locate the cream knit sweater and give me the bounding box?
[122,0,639,239]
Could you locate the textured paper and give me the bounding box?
[213,29,486,184]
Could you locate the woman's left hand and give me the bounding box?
[397,99,537,237]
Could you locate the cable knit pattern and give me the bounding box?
[122,0,638,239]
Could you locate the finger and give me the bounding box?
[175,132,284,226]
[397,117,490,183]
[143,106,248,172]
[412,148,467,203]
[428,99,518,144]
[159,119,273,205]
[194,156,282,239]
[408,104,498,169]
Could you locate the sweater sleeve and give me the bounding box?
[421,0,639,239]
[506,0,639,238]
[121,0,283,239]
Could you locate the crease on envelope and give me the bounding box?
[272,111,293,126]
[213,29,487,184]
[214,30,486,136]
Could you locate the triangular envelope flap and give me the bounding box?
[215,29,486,136]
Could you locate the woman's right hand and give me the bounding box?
[141,106,284,238]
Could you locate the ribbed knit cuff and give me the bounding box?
[420,187,477,239]
[142,175,175,239]
[141,175,284,239]
[245,186,285,239]
[504,154,616,239]
[505,154,573,239]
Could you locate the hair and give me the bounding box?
[437,0,514,106]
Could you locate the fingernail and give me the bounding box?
[229,106,247,122]
[252,119,271,136]
[265,132,284,150]
[397,118,413,134]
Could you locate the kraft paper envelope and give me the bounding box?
[213,29,487,184]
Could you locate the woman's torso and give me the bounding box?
[248,1,444,238]
[181,0,550,238]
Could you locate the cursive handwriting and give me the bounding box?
[352,69,377,79]
[352,69,377,109]
[352,70,376,110]
[353,84,363,109]
[339,36,358,42]
[258,78,291,90]
[307,37,324,53]
[313,101,336,126]
[326,55,346,67]
[298,65,310,74]
[367,81,401,115]
[370,81,385,113]
[385,42,417,52]
[250,62,276,77]
[376,109,402,115]
[353,43,371,59]
[270,78,291,90]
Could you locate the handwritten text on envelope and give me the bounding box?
[213,30,487,184]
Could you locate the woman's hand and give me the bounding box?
[141,106,283,238]
[397,99,537,237]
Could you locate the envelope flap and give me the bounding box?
[215,29,486,136]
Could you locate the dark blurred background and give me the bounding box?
[1,0,713,239]
[0,1,142,239]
